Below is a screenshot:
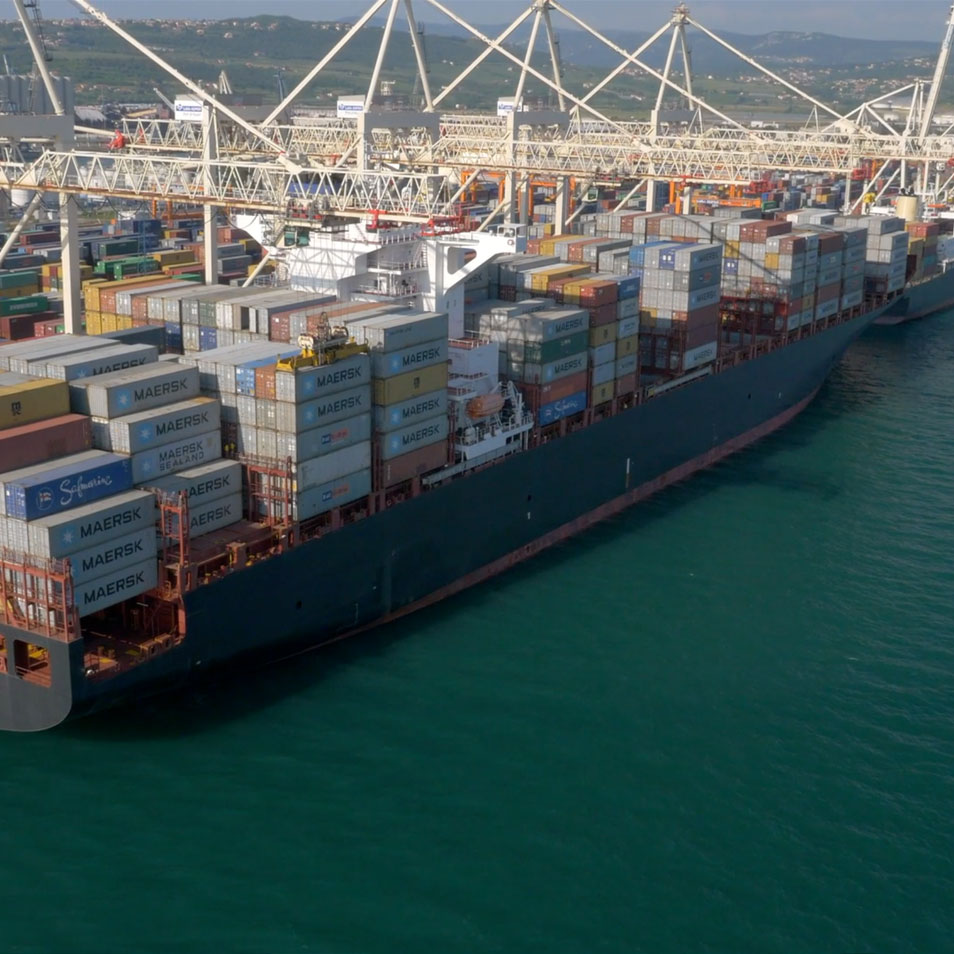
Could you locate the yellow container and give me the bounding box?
[0,284,38,300]
[589,323,617,346]
[639,310,657,328]
[724,241,740,259]
[590,381,614,406]
[101,313,120,333]
[373,362,449,406]
[616,334,638,356]
[765,252,780,270]
[85,312,103,335]
[0,378,70,430]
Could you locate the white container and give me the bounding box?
[144,459,241,508]
[99,397,221,454]
[26,489,157,559]
[178,491,243,539]
[274,353,371,404]
[69,527,157,586]
[377,415,449,461]
[589,342,616,367]
[295,441,372,492]
[371,338,448,379]
[76,557,159,618]
[71,364,201,418]
[275,413,372,462]
[32,343,158,382]
[276,385,371,434]
[373,390,448,433]
[350,311,448,352]
[295,469,372,521]
[130,431,220,484]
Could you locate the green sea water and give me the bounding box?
[2,316,954,954]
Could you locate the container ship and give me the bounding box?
[0,206,904,731]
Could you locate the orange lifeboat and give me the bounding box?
[467,393,505,419]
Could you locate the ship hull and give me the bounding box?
[876,267,954,324]
[0,307,884,730]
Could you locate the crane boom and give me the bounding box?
[919,3,954,140]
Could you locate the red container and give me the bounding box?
[816,282,840,304]
[521,370,588,410]
[0,414,92,470]
[0,314,43,340]
[578,279,619,306]
[255,365,277,401]
[545,277,574,304]
[567,239,603,264]
[525,238,541,255]
[615,372,637,397]
[33,318,64,337]
[377,441,447,489]
[269,314,291,342]
[587,302,618,327]
[816,232,845,254]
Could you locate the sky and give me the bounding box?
[16,1,954,42]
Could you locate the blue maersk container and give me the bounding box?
[198,326,218,351]
[617,274,641,300]
[4,453,134,521]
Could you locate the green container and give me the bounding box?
[0,294,49,317]
[0,270,39,290]
[521,329,590,364]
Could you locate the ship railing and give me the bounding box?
[0,547,79,643]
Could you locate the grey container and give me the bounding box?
[31,343,158,382]
[26,489,157,559]
[277,384,371,434]
[514,308,589,342]
[177,490,243,539]
[295,440,372,492]
[371,338,448,379]
[275,412,371,462]
[75,556,159,618]
[376,414,449,461]
[71,363,201,418]
[373,389,448,433]
[350,311,449,353]
[275,353,371,404]
[130,430,220,484]
[295,469,371,522]
[2,335,114,373]
[99,396,221,455]
[69,526,158,586]
[144,459,241,508]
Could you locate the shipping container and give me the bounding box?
[373,390,449,433]
[75,557,159,618]
[144,459,241,508]
[71,363,201,418]
[275,412,372,462]
[371,338,448,379]
[274,353,370,404]
[277,385,371,433]
[296,469,372,521]
[0,414,91,472]
[1,451,133,520]
[296,441,372,491]
[537,389,587,425]
[376,441,447,488]
[69,527,157,586]
[24,489,157,559]
[373,362,449,406]
[349,311,448,352]
[129,430,220,484]
[99,397,221,455]
[376,414,449,461]
[31,343,158,382]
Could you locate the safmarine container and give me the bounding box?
[100,397,221,454]
[72,363,201,418]
[0,414,91,471]
[276,385,371,433]
[372,363,449,406]
[2,451,133,520]
[26,489,157,559]
[75,557,159,618]
[145,459,240,508]
[129,430,220,484]
[537,389,587,425]
[32,343,158,382]
[371,339,448,379]
[295,469,372,521]
[377,415,449,461]
[275,413,371,462]
[274,353,370,404]
[0,378,70,430]
[295,441,372,491]
[69,527,157,586]
[373,390,448,433]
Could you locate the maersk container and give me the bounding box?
[351,311,448,353]
[537,389,587,426]
[69,527,158,586]
[72,363,201,418]
[33,343,159,382]
[178,490,243,539]
[274,353,370,404]
[617,315,639,339]
[275,412,372,462]
[26,489,157,559]
[615,354,638,378]
[145,459,241,509]
[377,414,449,461]
[277,385,371,434]
[296,441,372,492]
[2,451,133,521]
[372,363,449,406]
[75,556,159,619]
[0,414,92,472]
[130,430,220,484]
[515,308,589,342]
[0,377,70,430]
[100,397,221,454]
[0,334,112,373]
[520,351,588,386]
[371,338,448,379]
[295,469,372,521]
[373,390,448,433]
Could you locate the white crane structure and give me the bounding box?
[3,0,954,329]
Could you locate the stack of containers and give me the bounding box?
[144,459,244,541]
[638,242,722,376]
[348,311,450,490]
[0,334,114,373]
[0,447,159,618]
[860,216,908,296]
[905,221,941,279]
[758,230,820,331]
[504,307,590,424]
[614,274,641,397]
[268,349,373,521]
[805,228,846,323]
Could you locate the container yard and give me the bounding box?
[4,0,954,729]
